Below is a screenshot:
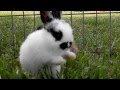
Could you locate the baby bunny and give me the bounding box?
[19,11,76,79]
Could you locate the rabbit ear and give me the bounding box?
[40,11,53,24]
[51,11,62,19]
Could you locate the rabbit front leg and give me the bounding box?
[50,56,66,65]
[62,50,76,60]
[51,65,61,79]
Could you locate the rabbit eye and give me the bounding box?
[59,42,72,50]
[68,42,72,48]
[48,28,63,41]
[60,42,68,50]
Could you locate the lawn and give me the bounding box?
[0,12,120,79]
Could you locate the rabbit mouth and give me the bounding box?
[59,42,72,50]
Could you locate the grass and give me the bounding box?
[0,12,120,79]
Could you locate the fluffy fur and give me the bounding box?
[19,12,76,79]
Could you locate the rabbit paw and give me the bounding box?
[51,57,66,65]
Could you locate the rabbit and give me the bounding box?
[19,11,77,79]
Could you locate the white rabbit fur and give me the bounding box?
[19,17,76,79]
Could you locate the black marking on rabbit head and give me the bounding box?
[51,11,62,19]
[40,11,53,24]
[60,42,72,50]
[47,28,63,41]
